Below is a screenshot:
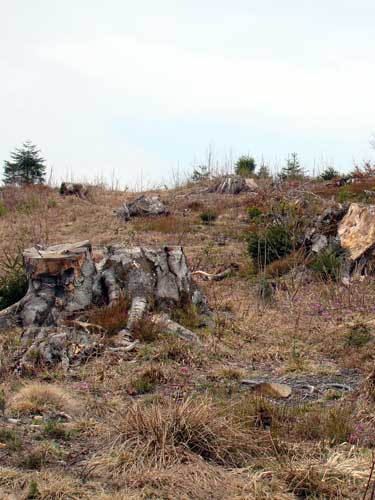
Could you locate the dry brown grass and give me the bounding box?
[132,215,190,235]
[118,460,245,500]
[127,364,172,395]
[131,314,165,343]
[146,336,200,365]
[93,494,143,500]
[87,397,271,478]
[8,383,81,417]
[0,467,98,499]
[280,450,369,499]
[87,295,129,336]
[0,181,374,499]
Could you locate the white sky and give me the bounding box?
[2,1,375,186]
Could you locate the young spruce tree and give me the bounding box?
[3,141,46,185]
[280,153,303,180]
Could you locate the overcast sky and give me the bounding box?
[2,1,375,187]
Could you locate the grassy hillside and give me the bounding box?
[0,178,375,499]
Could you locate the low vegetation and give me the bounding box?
[9,383,81,417]
[1,172,375,498]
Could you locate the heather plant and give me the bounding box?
[336,186,352,203]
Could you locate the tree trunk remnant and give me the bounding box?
[59,182,89,199]
[0,242,209,341]
[116,195,169,220]
[208,175,258,195]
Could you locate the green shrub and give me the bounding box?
[345,323,372,348]
[320,166,340,181]
[47,198,57,208]
[0,251,28,310]
[336,187,352,203]
[131,377,156,395]
[247,224,292,266]
[247,206,262,219]
[235,155,256,177]
[200,210,218,224]
[43,420,72,441]
[310,246,343,281]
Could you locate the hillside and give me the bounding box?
[0,177,375,499]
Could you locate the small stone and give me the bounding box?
[242,381,292,399]
[311,234,328,253]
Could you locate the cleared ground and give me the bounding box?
[0,180,374,499]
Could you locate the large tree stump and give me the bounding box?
[208,175,258,195]
[0,241,209,336]
[116,195,169,220]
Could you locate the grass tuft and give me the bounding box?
[9,383,81,417]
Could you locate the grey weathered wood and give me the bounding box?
[1,242,209,348]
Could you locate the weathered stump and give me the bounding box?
[0,241,209,371]
[0,241,209,335]
[116,195,168,220]
[60,182,89,199]
[0,241,96,329]
[208,175,258,195]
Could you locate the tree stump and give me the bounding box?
[0,241,209,336]
[208,175,258,195]
[116,195,169,220]
[60,182,89,199]
[16,241,96,326]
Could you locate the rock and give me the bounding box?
[242,381,292,399]
[311,234,328,253]
[316,204,349,235]
[338,203,375,260]
[60,182,89,199]
[305,203,349,254]
[208,175,258,195]
[116,195,168,220]
[283,265,314,286]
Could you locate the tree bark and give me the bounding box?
[0,242,209,335]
